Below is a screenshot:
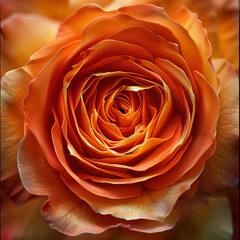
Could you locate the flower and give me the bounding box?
[1,0,239,239]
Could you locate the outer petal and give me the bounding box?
[1,190,168,240]
[57,3,117,38]
[161,0,239,74]
[166,194,233,240]
[174,7,219,92]
[17,128,181,235]
[160,0,220,59]
[199,59,239,193]
[1,32,80,203]
[0,0,68,20]
[61,139,215,222]
[1,67,35,204]
[17,127,119,235]
[1,14,59,76]
[117,4,219,92]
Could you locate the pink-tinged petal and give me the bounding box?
[166,193,233,240]
[0,0,68,20]
[1,191,65,240]
[1,67,35,204]
[212,0,239,74]
[17,128,180,235]
[199,59,239,194]
[1,14,59,76]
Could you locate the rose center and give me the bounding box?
[113,93,131,115]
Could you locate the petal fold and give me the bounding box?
[1,67,35,203]
[199,59,239,193]
[17,127,181,235]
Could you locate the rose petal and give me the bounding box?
[199,59,239,193]
[1,192,168,240]
[118,4,204,74]
[51,113,143,199]
[1,33,80,203]
[18,127,181,235]
[57,3,116,38]
[144,137,216,190]
[17,127,119,235]
[1,67,35,203]
[60,144,213,222]
[1,14,59,76]
[161,0,220,58]
[174,7,220,92]
[161,0,239,74]
[58,4,180,59]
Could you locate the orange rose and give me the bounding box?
[1,1,239,240]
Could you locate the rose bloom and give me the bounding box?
[1,0,239,240]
